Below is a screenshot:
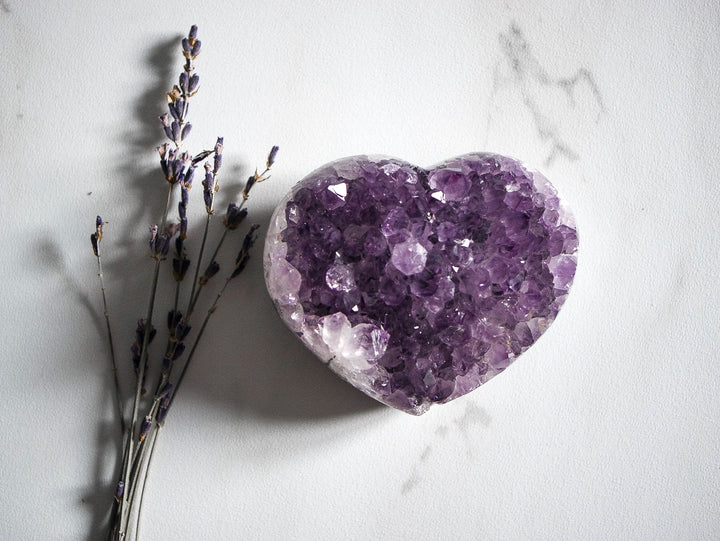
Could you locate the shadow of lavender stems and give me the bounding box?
[65,31,380,541]
[35,237,124,541]
[168,206,384,421]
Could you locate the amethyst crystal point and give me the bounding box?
[264,153,578,415]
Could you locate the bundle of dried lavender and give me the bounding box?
[91,26,277,541]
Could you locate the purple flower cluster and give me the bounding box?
[148,223,180,259]
[201,138,224,214]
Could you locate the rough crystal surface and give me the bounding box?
[264,153,578,415]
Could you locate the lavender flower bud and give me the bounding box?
[223,203,248,230]
[175,320,191,341]
[159,114,170,127]
[202,162,215,213]
[161,355,172,377]
[168,101,181,121]
[90,233,99,256]
[157,144,170,180]
[158,382,173,400]
[191,39,201,58]
[184,166,195,189]
[181,123,192,141]
[172,239,190,281]
[157,394,171,425]
[212,137,223,174]
[167,309,182,333]
[157,143,169,160]
[181,184,189,206]
[173,259,190,283]
[179,72,189,93]
[149,224,158,246]
[188,74,200,93]
[171,121,181,143]
[182,37,191,55]
[150,223,179,259]
[192,149,213,164]
[135,319,157,346]
[150,234,169,258]
[267,145,279,168]
[199,260,220,285]
[139,415,152,442]
[189,25,198,41]
[91,216,105,256]
[179,184,189,236]
[242,174,256,200]
[169,155,185,185]
[114,481,125,502]
[171,342,186,361]
[204,260,220,279]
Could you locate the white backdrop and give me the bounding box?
[1,1,718,539]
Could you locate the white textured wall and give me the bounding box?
[1,1,718,539]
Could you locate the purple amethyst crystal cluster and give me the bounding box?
[264,153,577,415]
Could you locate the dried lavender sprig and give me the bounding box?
[169,223,261,415]
[186,137,223,317]
[133,425,159,541]
[187,147,278,317]
[133,225,262,537]
[242,145,279,200]
[165,25,200,148]
[117,182,174,540]
[187,202,247,317]
[124,376,170,537]
[91,216,126,435]
[117,27,202,538]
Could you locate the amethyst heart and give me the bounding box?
[264,153,577,415]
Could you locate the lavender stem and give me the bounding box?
[187,226,229,318]
[186,212,212,317]
[118,183,174,539]
[133,426,160,541]
[168,277,230,414]
[94,242,125,436]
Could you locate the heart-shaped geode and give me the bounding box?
[264,153,577,415]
